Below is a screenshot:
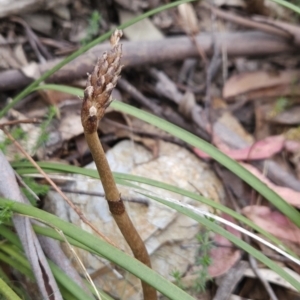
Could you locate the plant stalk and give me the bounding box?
[85,131,156,299]
[81,30,157,300]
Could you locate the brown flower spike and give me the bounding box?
[81,29,123,133]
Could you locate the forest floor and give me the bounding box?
[1,0,300,299]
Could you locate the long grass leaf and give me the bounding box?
[0,198,195,300]
[142,193,300,291]
[0,225,109,300]
[28,84,300,228]
[12,161,298,259]
[0,278,21,300]
[111,101,300,227]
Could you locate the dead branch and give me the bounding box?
[0,31,295,91]
[0,150,63,300]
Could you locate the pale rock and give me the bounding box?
[45,140,225,299]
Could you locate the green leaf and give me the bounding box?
[141,192,300,291]
[112,101,300,227]
[0,225,105,300]
[12,160,298,259]
[0,198,196,300]
[0,277,21,300]
[28,84,300,229]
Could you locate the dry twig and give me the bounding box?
[0,118,40,127]
[0,31,295,91]
[0,150,63,300]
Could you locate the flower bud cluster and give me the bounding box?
[81,29,123,133]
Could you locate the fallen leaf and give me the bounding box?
[242,206,300,244]
[208,214,241,277]
[13,44,28,66]
[223,70,300,99]
[244,84,300,101]
[213,0,245,8]
[194,135,285,161]
[244,267,299,291]
[269,106,300,125]
[0,35,21,69]
[284,140,300,153]
[39,89,77,105]
[241,163,300,208]
[178,3,199,35]
[119,9,164,41]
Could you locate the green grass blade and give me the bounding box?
[142,192,300,291]
[111,101,300,227]
[269,0,300,14]
[0,268,25,300]
[12,161,98,178]
[12,161,298,258]
[0,198,195,300]
[12,161,148,191]
[0,0,195,118]
[30,85,300,228]
[0,225,22,248]
[114,173,298,257]
[0,251,33,279]
[0,278,21,300]
[0,244,31,270]
[0,268,11,288]
[0,225,108,300]
[47,261,96,300]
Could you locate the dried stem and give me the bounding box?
[0,118,40,127]
[81,29,157,300]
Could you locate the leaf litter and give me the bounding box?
[1,0,300,299]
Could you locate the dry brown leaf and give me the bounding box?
[23,13,53,35]
[39,89,77,105]
[13,44,28,66]
[118,9,164,41]
[241,163,300,208]
[208,214,241,277]
[178,3,199,35]
[244,267,300,292]
[75,135,89,158]
[21,62,41,79]
[269,106,300,125]
[213,110,254,149]
[194,135,285,161]
[213,0,245,8]
[223,70,300,99]
[242,205,300,244]
[0,35,21,69]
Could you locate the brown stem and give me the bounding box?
[84,132,119,201]
[81,29,157,300]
